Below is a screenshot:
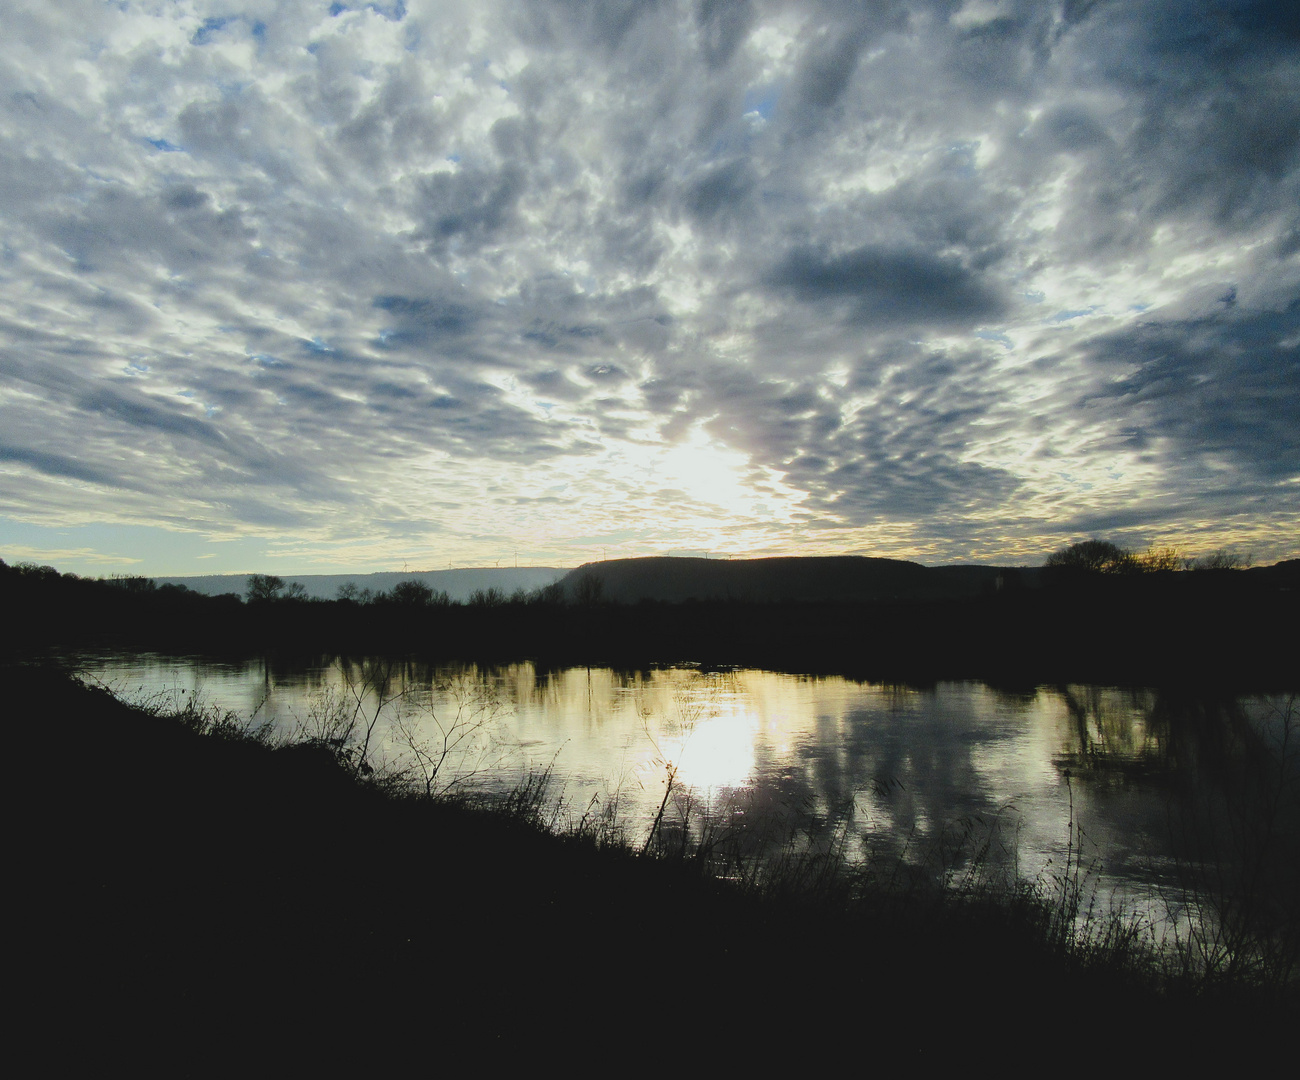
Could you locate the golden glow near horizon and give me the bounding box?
[1,3,1297,577]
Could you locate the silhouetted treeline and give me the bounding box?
[3,556,1296,685]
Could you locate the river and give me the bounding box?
[72,650,1298,960]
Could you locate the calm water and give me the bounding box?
[73,651,1298,943]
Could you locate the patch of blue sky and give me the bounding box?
[976,329,1013,349]
[742,85,778,119]
[1052,307,1095,322]
[303,337,333,353]
[249,353,283,367]
[191,16,235,46]
[189,17,263,47]
[217,79,251,101]
[146,138,183,152]
[329,2,406,19]
[1023,290,1045,303]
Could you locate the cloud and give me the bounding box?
[766,243,1008,327]
[1075,298,1300,489]
[696,0,757,70]
[0,0,1296,573]
[0,444,128,489]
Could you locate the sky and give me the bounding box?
[1,0,1297,576]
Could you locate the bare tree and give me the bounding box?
[390,673,511,798]
[1192,549,1252,570]
[246,573,285,603]
[296,658,407,779]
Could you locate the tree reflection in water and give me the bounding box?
[75,652,1298,980]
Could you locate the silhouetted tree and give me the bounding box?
[336,582,375,603]
[15,561,61,582]
[246,573,285,603]
[109,575,156,592]
[573,574,604,606]
[535,581,567,606]
[1133,545,1185,572]
[1045,540,1132,574]
[1192,549,1251,570]
[389,579,437,606]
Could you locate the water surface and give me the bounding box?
[73,652,1298,946]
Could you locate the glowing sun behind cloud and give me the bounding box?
[0,1,1295,575]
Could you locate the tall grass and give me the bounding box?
[77,668,1296,1004]
[76,670,278,745]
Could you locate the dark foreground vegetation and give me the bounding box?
[17,663,1294,1071]
[3,553,1297,686]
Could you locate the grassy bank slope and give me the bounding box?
[17,664,1291,1071]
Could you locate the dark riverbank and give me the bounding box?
[4,557,1298,687]
[17,665,1293,1071]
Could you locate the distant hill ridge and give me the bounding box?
[152,555,1298,606]
[556,556,1038,604]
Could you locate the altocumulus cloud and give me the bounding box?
[0,0,1297,573]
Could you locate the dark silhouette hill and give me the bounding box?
[558,555,1037,604]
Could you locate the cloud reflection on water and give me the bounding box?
[80,657,1294,912]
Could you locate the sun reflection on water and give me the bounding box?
[72,651,1298,958]
[652,709,760,795]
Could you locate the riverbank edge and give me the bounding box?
[5,557,1299,688]
[16,662,1293,1070]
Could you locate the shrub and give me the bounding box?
[1192,549,1252,570]
[1133,545,1185,572]
[1044,539,1132,574]
[1046,540,1191,575]
[388,579,437,606]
